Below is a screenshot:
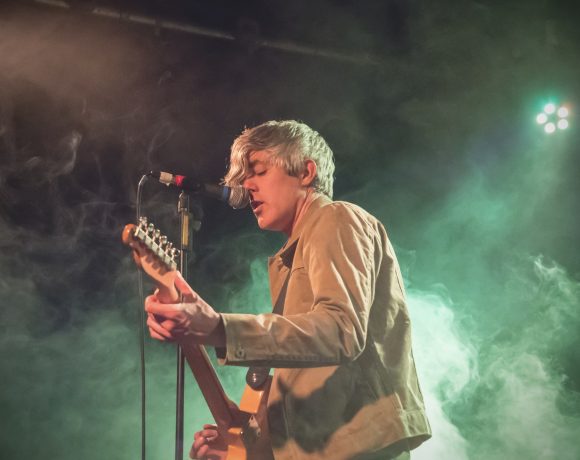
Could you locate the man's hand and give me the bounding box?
[190,424,228,460]
[145,272,226,347]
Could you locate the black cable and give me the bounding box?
[136,174,150,460]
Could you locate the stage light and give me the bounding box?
[536,102,571,134]
[544,103,556,114]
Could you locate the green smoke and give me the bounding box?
[1,1,579,459]
[399,125,579,458]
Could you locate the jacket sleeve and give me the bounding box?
[218,204,380,367]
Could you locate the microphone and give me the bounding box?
[149,171,249,209]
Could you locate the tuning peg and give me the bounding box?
[138,216,148,227]
[147,223,155,235]
[159,235,168,246]
[154,229,161,240]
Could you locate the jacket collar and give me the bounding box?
[267,194,332,310]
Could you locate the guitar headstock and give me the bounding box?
[122,216,179,302]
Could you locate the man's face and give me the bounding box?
[243,150,306,235]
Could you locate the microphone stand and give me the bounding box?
[175,191,202,460]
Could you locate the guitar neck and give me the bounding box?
[123,219,264,457]
[154,285,241,431]
[181,342,241,430]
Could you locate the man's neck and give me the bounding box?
[284,189,319,238]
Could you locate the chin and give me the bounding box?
[256,217,271,230]
[258,222,276,232]
[257,217,282,232]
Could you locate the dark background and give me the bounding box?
[1,1,579,459]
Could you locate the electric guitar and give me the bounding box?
[122,217,271,460]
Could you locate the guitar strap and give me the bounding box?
[245,266,291,391]
[246,234,301,391]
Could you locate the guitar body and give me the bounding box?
[123,219,271,459]
[225,391,266,460]
[233,377,272,460]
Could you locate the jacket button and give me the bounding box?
[235,348,246,359]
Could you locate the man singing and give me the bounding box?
[145,120,431,459]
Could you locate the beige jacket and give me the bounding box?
[220,195,431,459]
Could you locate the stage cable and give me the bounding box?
[136,173,150,460]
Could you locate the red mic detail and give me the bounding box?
[175,175,186,187]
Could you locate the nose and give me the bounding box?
[243,176,256,192]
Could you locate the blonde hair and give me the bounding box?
[223,120,335,198]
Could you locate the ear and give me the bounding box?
[301,159,317,187]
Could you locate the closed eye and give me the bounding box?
[250,167,267,177]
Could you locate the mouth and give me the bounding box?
[251,200,264,212]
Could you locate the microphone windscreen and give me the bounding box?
[228,186,250,209]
